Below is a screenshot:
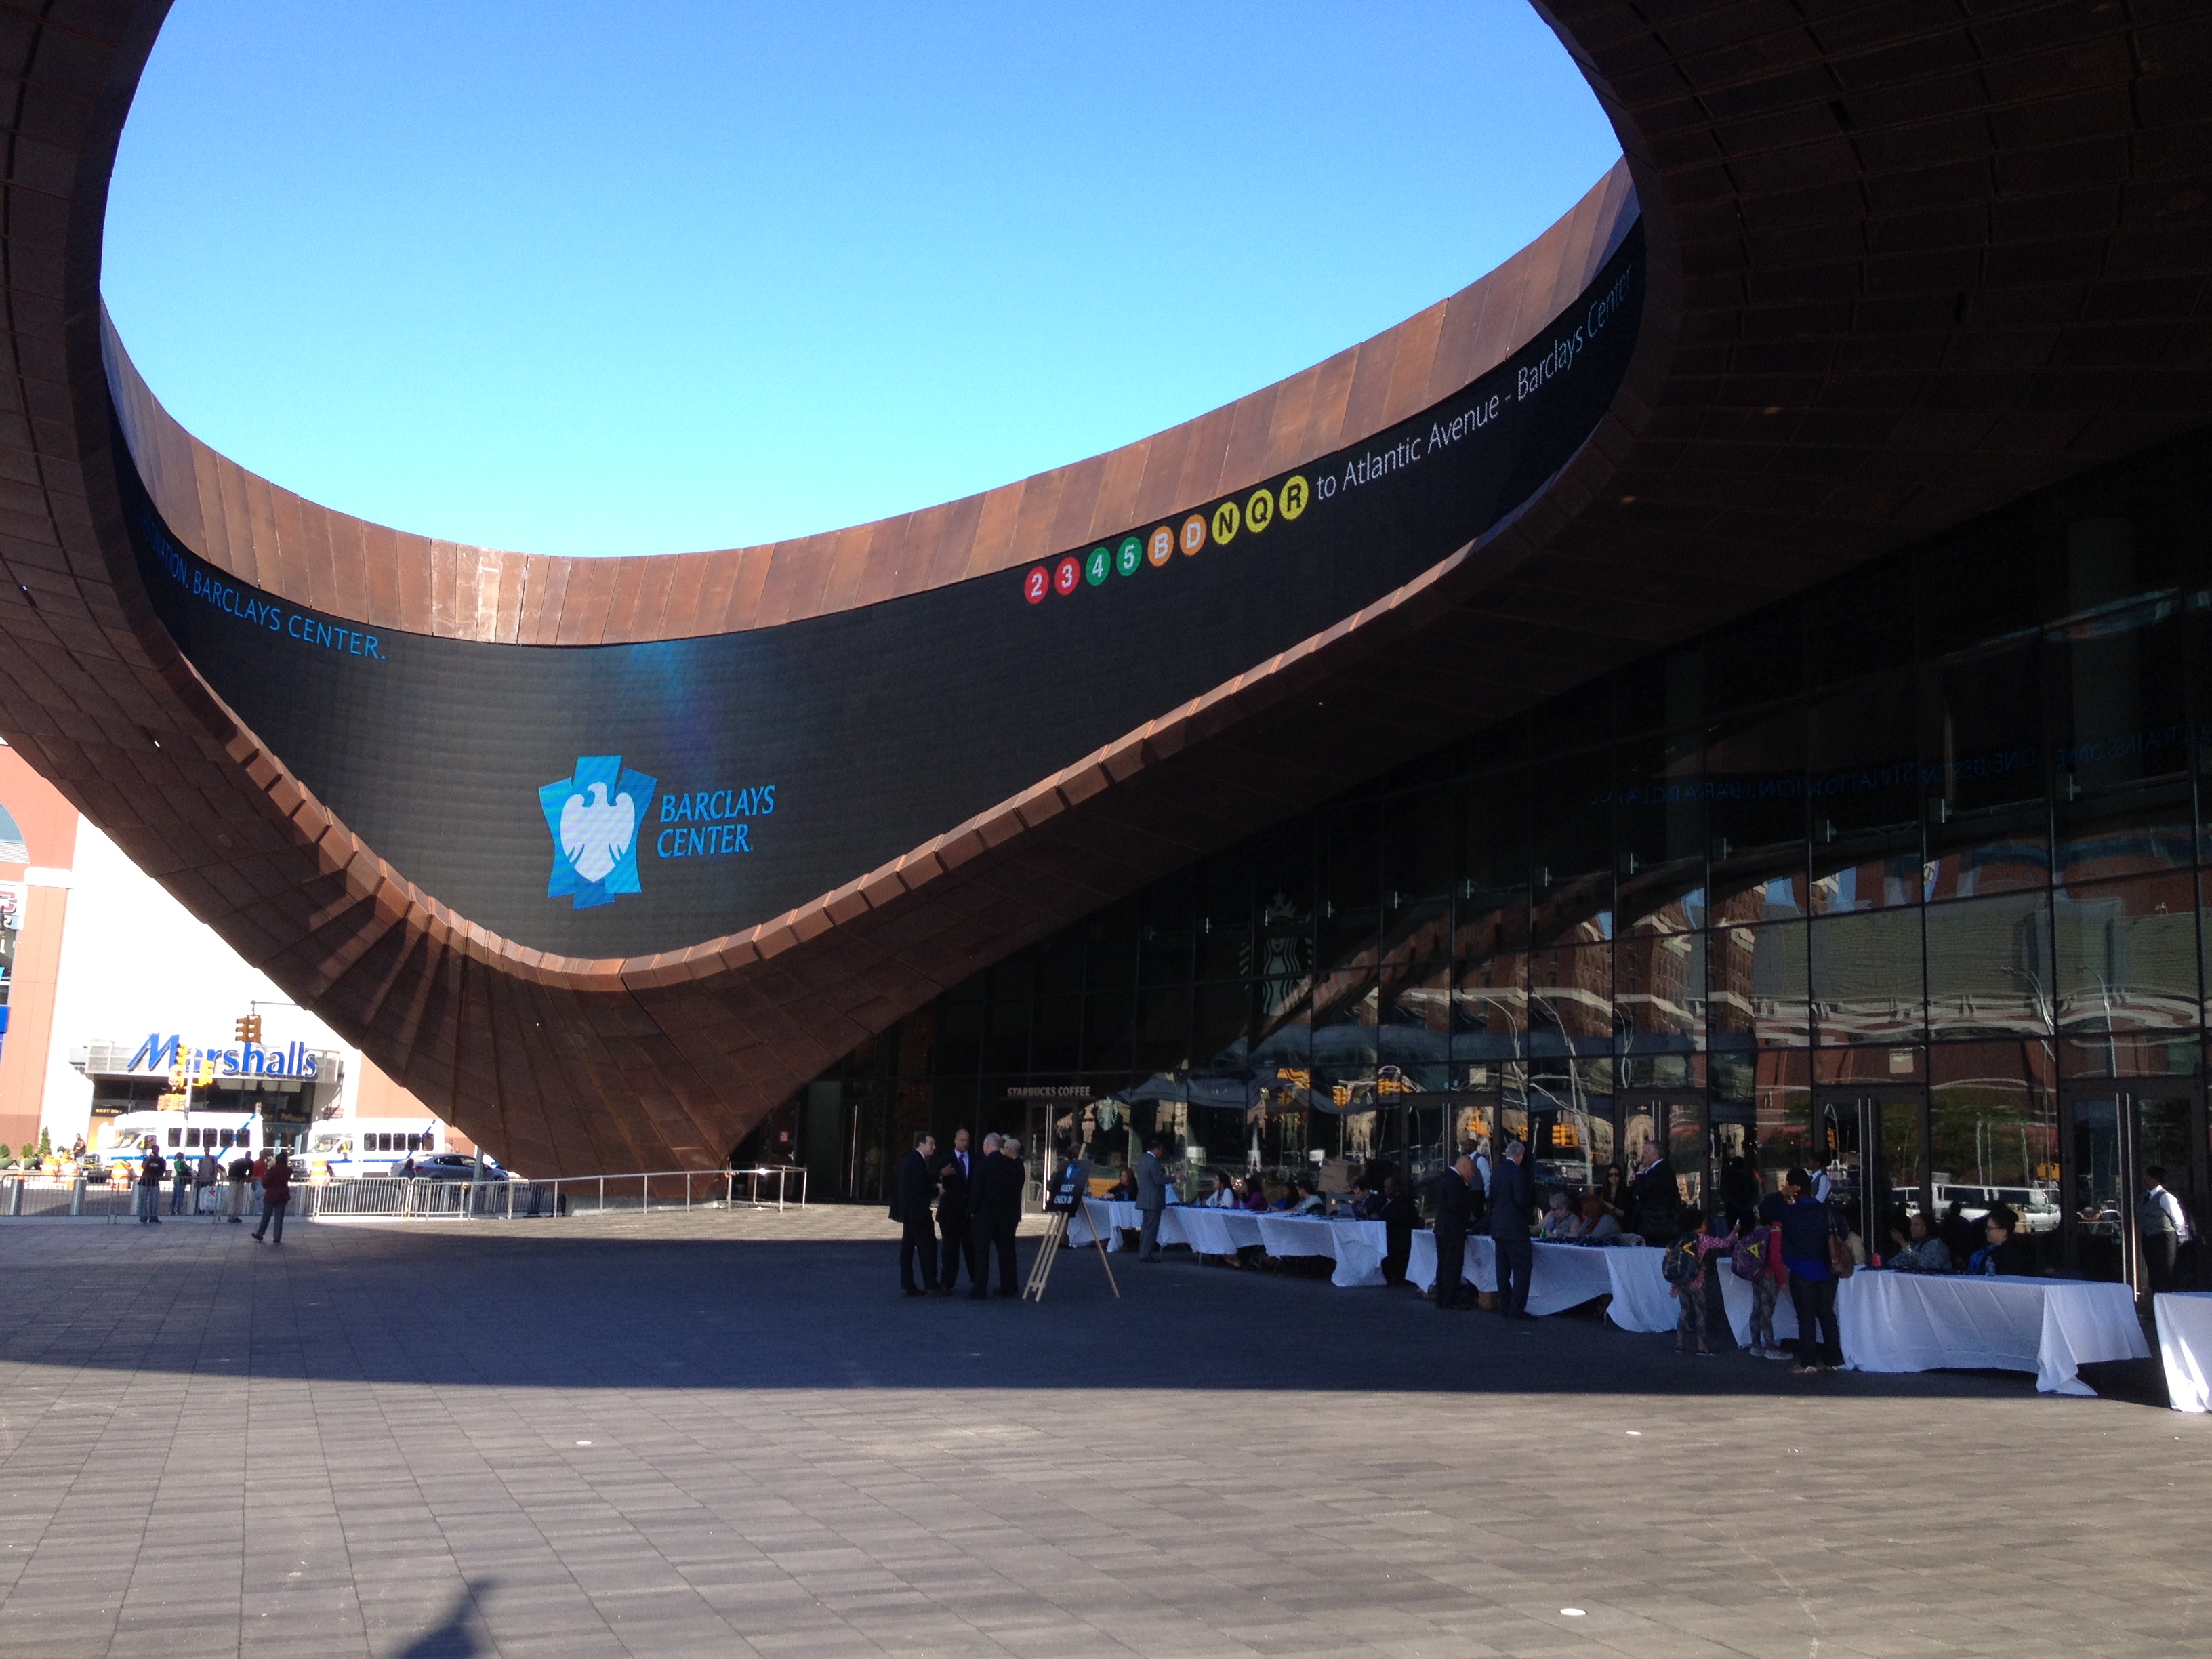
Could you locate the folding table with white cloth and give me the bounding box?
[2154,1291,2212,1412]
[1173,1206,1265,1258]
[1253,1214,1391,1287]
[1067,1198,1190,1252]
[1837,1271,2148,1394]
[1405,1232,1668,1324]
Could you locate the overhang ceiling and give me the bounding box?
[0,0,2205,1171]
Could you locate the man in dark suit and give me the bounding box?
[1428,1155,1475,1311]
[1630,1144,1680,1242]
[970,1133,1025,1298]
[1490,1139,1536,1319]
[1135,1134,1170,1261]
[1380,1173,1417,1286]
[888,1130,939,1297]
[937,1128,977,1292]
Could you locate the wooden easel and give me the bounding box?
[1024,1189,1120,1303]
[1022,1208,1120,1301]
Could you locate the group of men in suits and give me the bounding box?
[1428,1138,1538,1319]
[889,1128,1027,1298]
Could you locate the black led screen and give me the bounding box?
[126,224,1643,959]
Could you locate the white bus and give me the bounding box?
[304,1117,448,1180]
[96,1110,268,1178]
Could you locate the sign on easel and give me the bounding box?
[1023,1159,1119,1303]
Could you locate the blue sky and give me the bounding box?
[104,2,1619,561]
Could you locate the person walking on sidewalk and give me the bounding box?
[252,1149,293,1245]
[1135,1134,1170,1262]
[136,1145,166,1224]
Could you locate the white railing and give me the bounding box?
[1,1165,807,1222]
[302,1166,806,1220]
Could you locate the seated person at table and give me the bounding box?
[1887,1210,1952,1274]
[1287,1175,1326,1215]
[1109,1167,1140,1202]
[1204,1170,1240,1207]
[1345,1178,1376,1218]
[1966,1204,2036,1276]
[1835,1204,1868,1267]
[1538,1191,1583,1240]
[1240,1176,1271,1212]
[1577,1191,1624,1245]
[1937,1198,1977,1268]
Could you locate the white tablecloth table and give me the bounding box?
[1406,1232,1664,1322]
[2154,1292,2212,1412]
[1174,1206,1264,1256]
[1254,1214,1391,1287]
[1069,1199,1191,1251]
[1837,1271,2148,1394]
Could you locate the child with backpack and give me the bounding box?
[1663,1205,1725,1355]
[1734,1200,1790,1360]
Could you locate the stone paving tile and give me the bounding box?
[2,1211,2208,1658]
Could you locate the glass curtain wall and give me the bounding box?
[802,429,2212,1285]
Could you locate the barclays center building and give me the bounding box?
[1,3,2210,1305]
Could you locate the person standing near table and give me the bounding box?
[971,1134,1024,1298]
[1135,1134,1170,1262]
[1490,1140,1536,1319]
[252,1149,293,1245]
[2139,1166,2190,1294]
[1381,1174,1416,1285]
[1777,1166,1845,1371]
[136,1144,166,1225]
[936,1128,978,1294]
[1428,1156,1475,1311]
[889,1130,940,1297]
[1630,1144,1679,1242]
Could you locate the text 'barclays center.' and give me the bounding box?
[0,1,2209,1286]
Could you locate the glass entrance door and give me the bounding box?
[2062,1086,2203,1290]
[1811,1091,1923,1260]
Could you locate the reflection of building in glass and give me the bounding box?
[811,428,2212,1288]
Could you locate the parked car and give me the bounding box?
[403,1153,509,1183]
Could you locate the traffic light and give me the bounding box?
[1331,1082,1352,1107]
[234,1013,264,1045]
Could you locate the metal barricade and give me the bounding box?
[3,1164,809,1223]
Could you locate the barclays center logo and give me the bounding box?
[539,756,656,910]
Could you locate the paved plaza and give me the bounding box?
[1,1209,2207,1659]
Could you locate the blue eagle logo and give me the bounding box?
[539,756,656,909]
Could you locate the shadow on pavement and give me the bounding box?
[0,1225,2161,1405]
[390,1583,492,1658]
